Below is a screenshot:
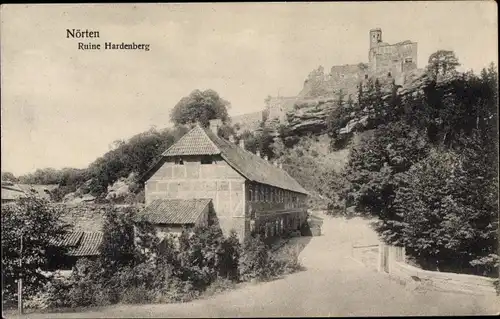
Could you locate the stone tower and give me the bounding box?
[369,28,382,49]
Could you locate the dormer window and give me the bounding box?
[201,156,213,165]
[175,158,184,165]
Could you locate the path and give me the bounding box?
[15,214,500,318]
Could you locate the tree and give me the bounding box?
[386,142,498,276]
[1,171,18,182]
[1,197,70,303]
[170,89,230,127]
[427,50,460,79]
[342,121,430,216]
[99,206,138,278]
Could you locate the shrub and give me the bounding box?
[238,235,270,281]
[120,286,154,304]
[202,278,236,298]
[1,197,70,304]
[269,245,303,276]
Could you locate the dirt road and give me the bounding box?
[16,214,500,318]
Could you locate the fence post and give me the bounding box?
[377,243,383,273]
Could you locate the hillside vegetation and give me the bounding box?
[3,51,498,280]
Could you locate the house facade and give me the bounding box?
[141,119,308,241]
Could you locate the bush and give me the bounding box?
[120,286,154,304]
[269,245,303,276]
[202,278,236,298]
[238,235,270,282]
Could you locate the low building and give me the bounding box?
[137,198,212,238]
[141,119,309,242]
[1,181,58,203]
[48,231,103,270]
[1,182,27,203]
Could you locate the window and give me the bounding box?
[249,187,253,202]
[201,156,213,165]
[404,57,413,63]
[175,157,184,165]
[364,74,368,79]
[256,185,260,202]
[387,72,391,77]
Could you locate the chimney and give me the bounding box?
[239,139,245,150]
[229,135,235,143]
[279,163,283,169]
[209,119,222,135]
[264,155,268,161]
[256,150,261,157]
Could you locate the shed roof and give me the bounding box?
[49,231,102,257]
[68,232,102,257]
[138,198,211,225]
[150,124,308,195]
[49,231,84,247]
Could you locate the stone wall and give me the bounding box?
[379,244,497,296]
[267,96,298,122]
[370,41,418,76]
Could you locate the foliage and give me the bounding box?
[1,171,18,182]
[15,126,189,202]
[1,197,70,305]
[339,53,498,276]
[238,235,270,281]
[99,207,137,277]
[426,50,460,79]
[383,144,498,276]
[170,89,230,127]
[342,121,430,216]
[238,126,276,159]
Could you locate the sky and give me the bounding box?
[1,2,497,176]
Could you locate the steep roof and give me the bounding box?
[154,124,308,195]
[162,125,220,156]
[138,198,211,225]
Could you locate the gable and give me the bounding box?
[143,124,308,195]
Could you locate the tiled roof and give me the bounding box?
[67,232,103,257]
[50,232,102,257]
[138,198,211,225]
[155,124,308,195]
[49,232,84,247]
[162,125,220,156]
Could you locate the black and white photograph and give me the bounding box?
[1,2,499,317]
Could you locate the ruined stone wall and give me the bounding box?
[370,42,417,76]
[267,96,298,122]
[145,155,247,239]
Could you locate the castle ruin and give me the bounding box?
[232,28,418,130]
